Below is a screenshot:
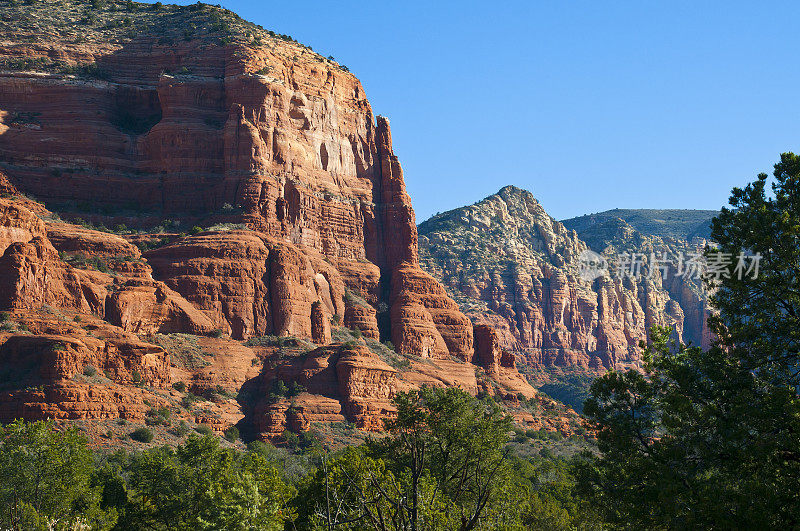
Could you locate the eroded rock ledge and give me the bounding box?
[0,2,539,435]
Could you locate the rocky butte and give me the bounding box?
[418,186,716,370]
[0,0,547,441]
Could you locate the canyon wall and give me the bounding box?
[0,4,474,361]
[0,1,542,436]
[419,186,712,370]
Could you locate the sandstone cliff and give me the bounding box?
[0,0,476,357]
[0,0,537,438]
[419,186,712,370]
[562,210,716,351]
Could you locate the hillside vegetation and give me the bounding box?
[562,207,718,242]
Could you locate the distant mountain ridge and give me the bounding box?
[418,186,713,371]
[561,208,718,242]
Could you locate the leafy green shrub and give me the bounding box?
[169,420,190,437]
[223,426,239,442]
[195,424,213,436]
[281,430,299,450]
[61,63,110,80]
[246,440,271,454]
[172,381,187,392]
[130,427,154,443]
[273,380,289,396]
[83,365,97,377]
[288,381,306,397]
[181,393,201,408]
[50,341,67,352]
[298,430,319,451]
[145,407,171,426]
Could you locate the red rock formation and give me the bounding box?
[473,324,503,374]
[336,346,397,430]
[0,3,543,437]
[0,197,46,254]
[310,301,331,345]
[0,210,216,336]
[472,323,536,398]
[0,22,476,361]
[0,334,164,385]
[251,343,396,436]
[343,301,380,340]
[390,262,473,360]
[0,319,172,423]
[144,231,349,340]
[0,236,108,314]
[106,279,216,335]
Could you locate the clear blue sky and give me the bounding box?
[174,1,799,221]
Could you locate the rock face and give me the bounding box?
[561,210,715,351]
[250,344,397,436]
[0,2,542,436]
[0,0,475,360]
[0,309,174,423]
[0,215,215,336]
[419,186,712,370]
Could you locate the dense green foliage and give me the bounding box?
[578,153,800,528]
[0,421,295,530]
[296,387,520,530]
[0,420,115,530]
[292,387,601,530]
[113,436,294,530]
[0,388,601,530]
[538,371,595,413]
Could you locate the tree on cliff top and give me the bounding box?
[577,153,800,528]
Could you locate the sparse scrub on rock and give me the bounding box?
[146,333,210,369]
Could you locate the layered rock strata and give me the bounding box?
[419,186,709,370]
[0,0,477,361]
[0,1,537,436]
